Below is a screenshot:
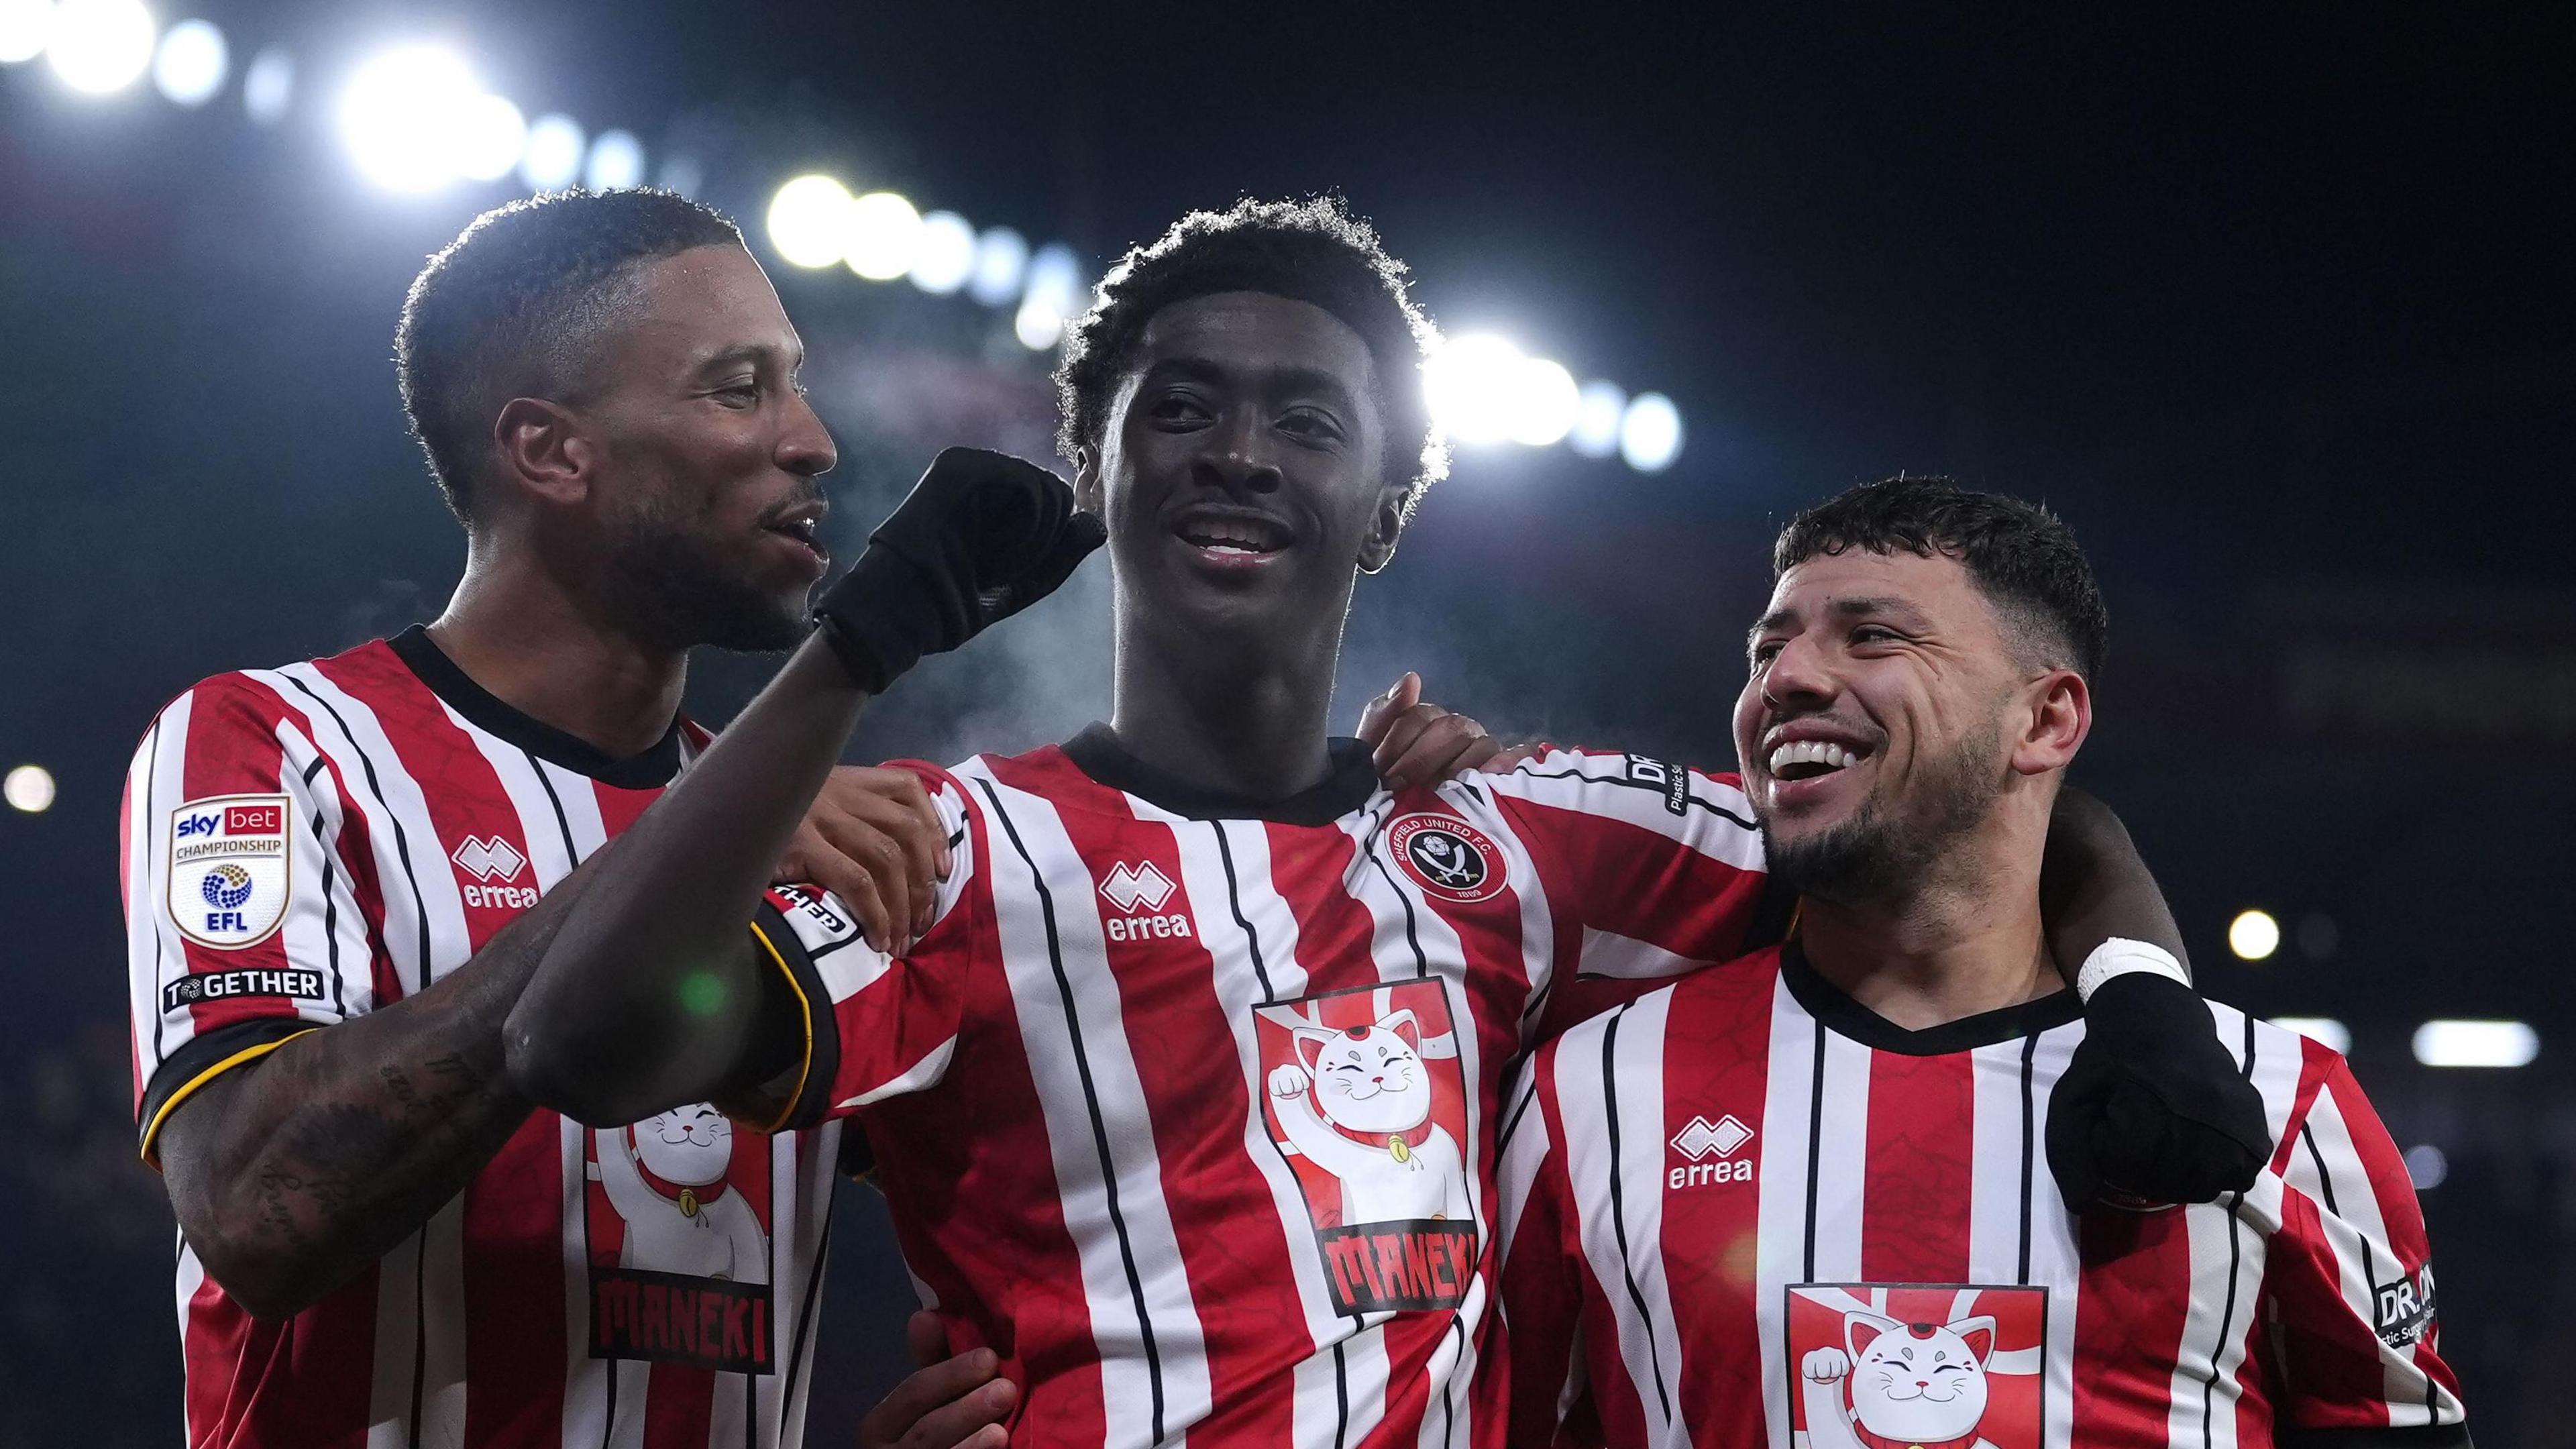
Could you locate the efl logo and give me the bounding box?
[1669,1112,1754,1187]
[166,793,292,949]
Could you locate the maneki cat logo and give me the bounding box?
[1256,979,1477,1315]
[1787,1284,2047,1449]
[584,1104,777,1374]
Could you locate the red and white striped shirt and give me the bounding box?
[1498,943,2467,1449]
[743,729,1784,1449]
[123,628,845,1449]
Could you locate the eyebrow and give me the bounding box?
[1746,594,1929,648]
[694,341,802,375]
[1142,356,1362,411]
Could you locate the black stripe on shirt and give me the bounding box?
[1599,1007,1676,1426]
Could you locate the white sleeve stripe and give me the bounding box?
[836,1035,959,1109]
[1479,750,1765,872]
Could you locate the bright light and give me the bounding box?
[2402,1144,2448,1190]
[449,92,524,182]
[239,42,287,123]
[46,0,154,93]
[337,44,484,191]
[1423,333,1529,445]
[518,113,583,190]
[656,154,704,198]
[149,15,220,103]
[908,210,977,294]
[2270,1016,2351,1054]
[1569,380,1625,459]
[842,190,922,281]
[584,128,643,190]
[1508,356,1582,447]
[3,764,54,813]
[765,174,851,268]
[2227,908,2281,961]
[2412,1019,2538,1069]
[0,0,53,65]
[1619,392,1684,472]
[1015,243,1083,351]
[969,226,1029,307]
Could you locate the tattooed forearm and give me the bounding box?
[156,859,593,1320]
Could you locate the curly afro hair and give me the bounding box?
[1053,196,1448,516]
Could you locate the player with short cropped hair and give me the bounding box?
[1497,479,2467,1448]
[123,188,967,1449]
[503,198,2261,1449]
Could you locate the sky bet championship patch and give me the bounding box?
[166,794,292,949]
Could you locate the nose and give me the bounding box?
[1192,405,1283,495]
[1760,631,1837,718]
[777,388,839,479]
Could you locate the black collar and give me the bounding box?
[1059,722,1380,825]
[1780,937,2081,1056]
[387,626,686,790]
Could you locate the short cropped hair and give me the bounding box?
[1772,477,2108,679]
[395,188,743,519]
[1055,197,1448,515]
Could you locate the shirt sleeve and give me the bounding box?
[2262,1055,2468,1440]
[1480,747,1790,1038]
[1497,1055,1601,1449]
[123,674,374,1166]
[730,764,981,1134]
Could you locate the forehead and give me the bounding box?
[1764,546,1988,625]
[1128,290,1378,398]
[605,244,798,369]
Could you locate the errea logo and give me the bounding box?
[1668,1113,1754,1189]
[451,835,539,910]
[1099,861,1191,944]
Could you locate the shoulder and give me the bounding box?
[2208,1000,2352,1140]
[1477,745,1756,825]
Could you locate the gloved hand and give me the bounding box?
[2045,972,2273,1211]
[814,447,1106,692]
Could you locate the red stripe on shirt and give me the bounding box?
[1858,1048,1976,1283]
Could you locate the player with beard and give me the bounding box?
[121,189,977,1448]
[1497,480,2465,1448]
[502,199,2265,1449]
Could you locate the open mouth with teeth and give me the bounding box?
[1768,739,1866,782]
[761,508,829,569]
[1172,512,1291,560]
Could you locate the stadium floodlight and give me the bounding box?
[843,190,922,281]
[0,0,52,65]
[1568,380,1625,459]
[2269,1016,2351,1054]
[448,91,524,182]
[2402,1144,2448,1189]
[518,112,583,191]
[338,44,486,192]
[1422,333,1529,446]
[3,763,54,813]
[765,174,851,269]
[1619,392,1683,473]
[909,209,977,294]
[45,0,154,93]
[2226,908,2280,961]
[584,127,643,190]
[2412,1019,2538,1069]
[239,41,287,122]
[1507,356,1581,447]
[969,225,1030,307]
[148,15,220,104]
[656,154,704,198]
[1015,242,1083,351]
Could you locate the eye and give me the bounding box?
[1849,625,1901,647]
[1278,407,1344,444]
[1750,640,1784,669]
[1147,391,1214,428]
[713,379,761,407]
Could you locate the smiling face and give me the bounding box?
[569,244,839,651]
[633,1104,735,1186]
[1295,1010,1432,1134]
[1734,547,2088,904]
[1077,290,1406,662]
[1844,1312,1995,1438]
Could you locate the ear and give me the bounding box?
[1293,1026,1336,1074]
[1355,480,1410,576]
[492,396,592,508]
[1948,1315,1996,1364]
[1845,1310,1900,1360]
[2009,667,2091,777]
[1073,445,1104,516]
[1381,1008,1421,1053]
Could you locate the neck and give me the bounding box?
[1796,813,2058,1030]
[1106,604,1342,801]
[425,536,689,760]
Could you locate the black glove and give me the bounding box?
[814,447,1106,692]
[2045,972,2273,1211]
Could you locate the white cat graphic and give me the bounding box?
[1267,1008,1469,1226]
[592,1104,769,1284]
[1801,1310,1998,1449]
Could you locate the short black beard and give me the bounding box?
[1760,714,2006,907]
[605,527,807,655]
